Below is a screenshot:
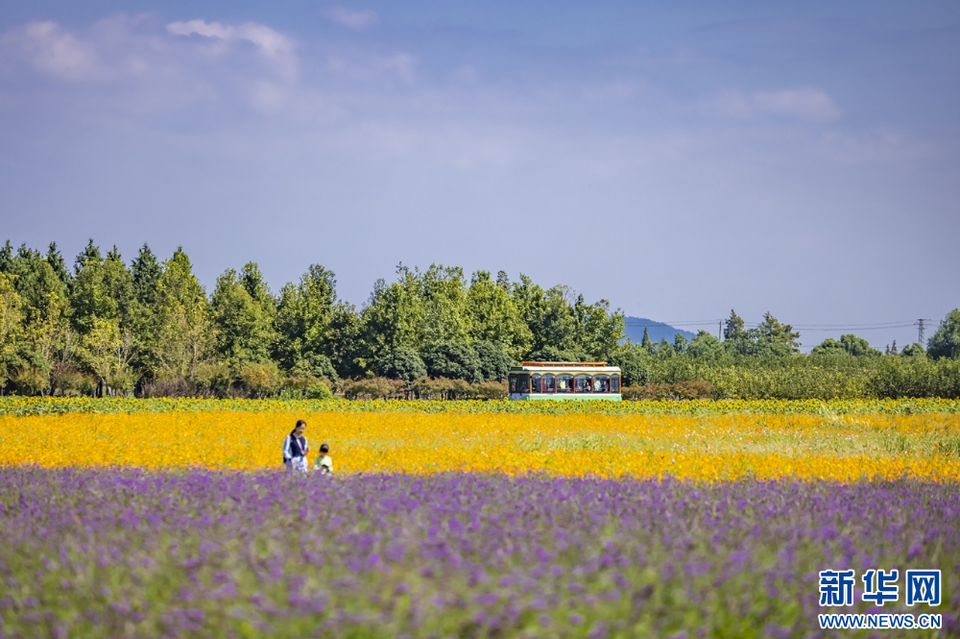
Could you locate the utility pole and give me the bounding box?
[916,319,933,345]
[719,321,723,341]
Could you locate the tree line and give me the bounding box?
[0,239,958,399]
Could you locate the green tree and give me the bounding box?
[421,264,470,345]
[45,242,70,288]
[641,326,652,353]
[654,339,675,359]
[127,244,163,374]
[901,343,926,358]
[328,302,362,379]
[686,331,723,360]
[358,266,426,367]
[275,264,339,374]
[153,248,214,379]
[77,317,135,395]
[722,310,753,356]
[421,340,482,383]
[754,312,800,356]
[811,334,880,357]
[2,245,70,376]
[473,340,513,382]
[608,344,650,386]
[672,333,689,355]
[70,241,114,335]
[0,272,23,389]
[375,347,427,382]
[466,270,531,359]
[211,264,277,367]
[927,309,960,359]
[572,295,626,361]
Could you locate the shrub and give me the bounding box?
[407,376,473,400]
[305,382,333,400]
[342,377,404,400]
[192,363,233,396]
[106,370,138,396]
[239,362,283,398]
[622,380,714,401]
[471,380,508,400]
[141,376,196,398]
[10,367,47,396]
[50,364,91,397]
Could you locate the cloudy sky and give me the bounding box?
[1,1,958,350]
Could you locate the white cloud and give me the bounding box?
[323,6,379,30]
[3,21,101,81]
[166,19,294,57]
[709,87,841,121]
[326,51,417,81]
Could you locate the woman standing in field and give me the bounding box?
[282,420,309,474]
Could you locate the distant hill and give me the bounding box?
[622,317,697,345]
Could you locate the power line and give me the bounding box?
[626,318,920,330]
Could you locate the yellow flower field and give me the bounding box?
[3,407,960,481]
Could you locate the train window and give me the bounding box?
[531,374,542,393]
[574,374,592,393]
[593,374,611,393]
[611,374,620,392]
[509,374,530,394]
[557,374,574,392]
[543,373,556,393]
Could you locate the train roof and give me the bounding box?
[510,362,621,373]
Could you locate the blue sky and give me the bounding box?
[1,1,958,350]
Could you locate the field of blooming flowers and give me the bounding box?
[1,398,958,637]
[1,398,960,481]
[1,468,957,638]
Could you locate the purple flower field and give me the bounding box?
[0,468,957,638]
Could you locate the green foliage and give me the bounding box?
[305,381,333,400]
[686,331,723,360]
[473,340,513,382]
[275,264,340,372]
[211,264,277,367]
[49,364,93,397]
[289,353,338,381]
[811,334,881,357]
[526,345,587,363]
[466,270,532,358]
[622,380,714,401]
[342,377,405,399]
[1,237,956,401]
[901,342,926,358]
[375,347,427,382]
[153,248,214,379]
[608,345,650,387]
[3,395,959,418]
[238,361,283,398]
[927,308,960,360]
[10,367,47,396]
[191,362,233,396]
[754,312,800,356]
[721,310,799,357]
[421,340,483,384]
[868,357,960,398]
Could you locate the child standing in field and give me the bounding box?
[313,443,333,475]
[283,420,309,474]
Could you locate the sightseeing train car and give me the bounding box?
[507,362,622,401]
